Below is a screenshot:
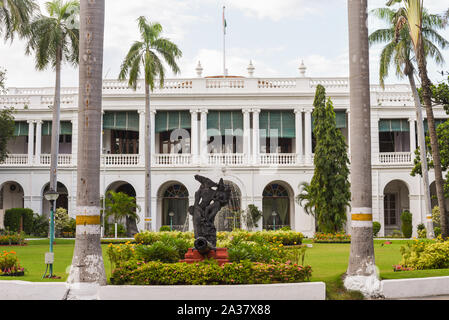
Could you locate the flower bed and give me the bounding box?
[0,251,25,276]
[111,260,312,285]
[0,233,26,246]
[312,233,351,243]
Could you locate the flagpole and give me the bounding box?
[223,5,227,77]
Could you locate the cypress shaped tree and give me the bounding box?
[298,84,351,233]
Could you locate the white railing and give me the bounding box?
[207,153,245,166]
[40,154,73,166]
[259,154,298,166]
[379,152,413,165]
[206,79,245,89]
[0,154,28,166]
[102,154,140,167]
[154,154,192,166]
[258,79,296,89]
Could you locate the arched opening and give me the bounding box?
[42,182,68,217]
[383,180,410,236]
[0,182,25,229]
[104,181,138,236]
[262,183,291,230]
[160,183,189,231]
[214,181,242,231]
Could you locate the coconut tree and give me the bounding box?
[0,0,38,41]
[66,0,106,298]
[387,0,448,238]
[25,0,79,206]
[119,16,182,230]
[345,0,380,297]
[369,6,448,238]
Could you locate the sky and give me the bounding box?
[1,0,448,89]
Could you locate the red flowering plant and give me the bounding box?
[0,251,25,276]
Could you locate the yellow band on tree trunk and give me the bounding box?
[76,216,101,226]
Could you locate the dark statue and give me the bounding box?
[188,175,231,254]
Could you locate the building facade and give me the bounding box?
[1,68,448,237]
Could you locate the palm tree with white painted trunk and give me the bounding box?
[344,0,380,297]
[119,16,182,230]
[25,0,80,203]
[66,0,106,298]
[386,0,448,238]
[369,6,449,238]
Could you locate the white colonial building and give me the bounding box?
[0,63,448,237]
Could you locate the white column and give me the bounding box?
[27,120,35,165]
[243,109,251,163]
[200,109,208,163]
[35,120,42,165]
[138,110,145,165]
[190,109,199,164]
[409,118,416,156]
[346,109,351,156]
[252,109,260,165]
[71,118,78,165]
[294,109,303,164]
[150,110,156,162]
[304,109,312,164]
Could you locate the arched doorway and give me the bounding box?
[161,183,189,231]
[214,181,242,231]
[0,182,25,229]
[383,180,410,236]
[105,181,138,236]
[42,182,68,217]
[262,183,291,230]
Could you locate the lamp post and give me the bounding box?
[43,188,59,279]
[272,211,277,231]
[169,212,175,231]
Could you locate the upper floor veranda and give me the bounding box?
[1,75,448,169]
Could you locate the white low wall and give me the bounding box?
[0,281,326,300]
[381,276,449,299]
[0,281,68,300]
[98,282,326,300]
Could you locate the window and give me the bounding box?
[384,193,397,226]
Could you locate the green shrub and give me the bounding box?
[159,226,171,232]
[134,231,194,245]
[111,260,312,285]
[227,241,284,263]
[135,242,180,263]
[401,211,413,238]
[400,239,449,270]
[434,227,442,237]
[391,229,403,238]
[313,232,351,243]
[4,208,34,234]
[31,214,49,237]
[373,222,381,237]
[417,224,427,239]
[0,232,26,245]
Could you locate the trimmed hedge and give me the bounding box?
[4,208,34,234]
[313,232,351,243]
[0,233,26,246]
[111,260,312,285]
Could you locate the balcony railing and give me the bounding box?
[259,154,299,166]
[207,153,245,166]
[379,152,413,165]
[40,154,73,166]
[0,154,28,166]
[102,154,140,167]
[154,154,192,166]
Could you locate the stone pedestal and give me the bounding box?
[180,248,230,266]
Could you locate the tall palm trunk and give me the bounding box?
[50,46,61,212]
[415,45,448,238]
[345,0,380,296]
[406,65,434,238]
[145,82,151,230]
[67,0,106,298]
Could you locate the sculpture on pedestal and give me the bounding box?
[188,175,231,253]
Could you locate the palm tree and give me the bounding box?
[104,191,140,236]
[66,0,106,298]
[25,0,79,206]
[0,0,38,41]
[387,0,448,238]
[119,16,182,230]
[369,7,448,238]
[345,0,380,297]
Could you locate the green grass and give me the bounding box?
[2,238,449,299]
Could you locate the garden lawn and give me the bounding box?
[2,239,449,284]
